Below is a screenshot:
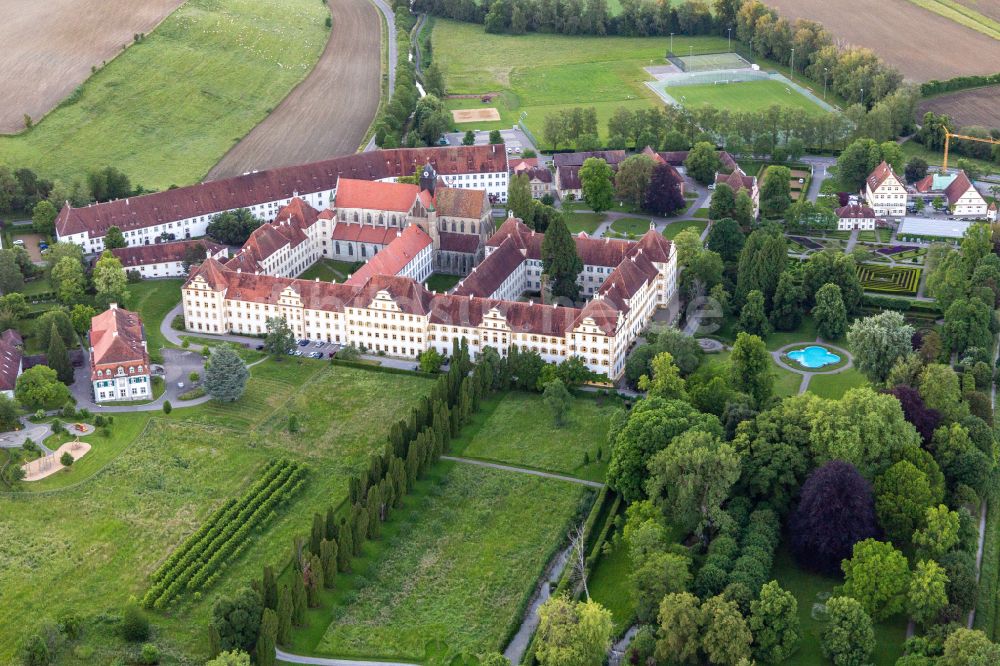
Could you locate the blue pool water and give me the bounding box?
[787,345,841,369]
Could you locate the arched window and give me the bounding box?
[366,213,372,224]
[335,241,341,255]
[361,245,367,257]
[460,221,466,233]
[129,366,134,374]
[348,244,354,256]
[353,212,358,222]
[378,214,384,226]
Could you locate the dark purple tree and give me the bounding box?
[910,329,924,351]
[644,163,686,216]
[887,385,941,445]
[787,461,881,575]
[837,192,850,207]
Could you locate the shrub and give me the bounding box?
[19,634,49,666]
[189,372,200,382]
[60,452,73,467]
[162,401,172,415]
[121,603,150,642]
[179,387,206,401]
[57,611,83,640]
[139,643,160,665]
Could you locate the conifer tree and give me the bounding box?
[262,565,278,611]
[406,446,419,486]
[276,586,292,645]
[366,487,382,539]
[351,503,368,554]
[290,571,306,625]
[320,539,338,588]
[305,554,323,607]
[208,622,222,659]
[46,322,74,385]
[256,608,277,666]
[325,506,337,540]
[311,513,324,556]
[337,520,353,572]
[541,214,583,301]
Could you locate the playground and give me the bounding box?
[21,423,95,481]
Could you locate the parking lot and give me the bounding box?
[260,338,343,359]
[441,127,538,156]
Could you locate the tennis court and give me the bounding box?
[668,51,751,72]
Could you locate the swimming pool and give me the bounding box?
[787,345,841,369]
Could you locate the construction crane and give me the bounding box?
[942,126,1000,173]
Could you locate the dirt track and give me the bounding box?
[0,0,185,134]
[206,0,383,180]
[918,87,1000,130]
[763,0,1000,81]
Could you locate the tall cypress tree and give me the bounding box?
[366,486,382,539]
[310,513,324,556]
[256,608,277,666]
[305,554,323,607]
[541,214,583,301]
[262,565,278,611]
[290,572,307,625]
[320,539,338,587]
[325,506,337,540]
[276,586,292,645]
[207,622,222,659]
[351,503,368,554]
[47,322,73,385]
[337,521,353,572]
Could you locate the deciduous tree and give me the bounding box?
[644,163,686,215]
[705,217,744,262]
[821,597,875,666]
[93,251,129,309]
[701,594,752,666]
[760,165,792,218]
[15,365,70,411]
[840,538,910,621]
[103,225,126,250]
[684,142,722,185]
[874,460,936,545]
[749,581,800,664]
[729,332,773,408]
[654,592,702,664]
[542,378,572,426]
[578,157,614,213]
[211,587,261,653]
[535,596,613,666]
[847,311,914,383]
[813,282,847,339]
[614,154,655,207]
[908,559,949,626]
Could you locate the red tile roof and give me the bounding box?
[335,179,420,212]
[645,147,738,172]
[90,305,149,378]
[111,239,227,269]
[715,168,755,193]
[330,223,399,245]
[836,204,876,219]
[226,198,318,272]
[439,232,481,254]
[435,187,488,219]
[453,238,526,297]
[509,158,540,173]
[56,145,508,237]
[0,329,22,392]
[345,225,433,286]
[487,216,633,267]
[525,167,553,184]
[867,161,902,191]
[944,170,978,205]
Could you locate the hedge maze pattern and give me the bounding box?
[856,264,921,295]
[142,458,307,609]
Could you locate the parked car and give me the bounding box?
[255,344,264,351]
[12,239,24,247]
[286,349,296,355]
[798,178,805,184]
[707,184,716,190]
[297,339,309,347]
[38,242,49,250]
[310,352,323,359]
[294,350,303,357]
[177,382,184,389]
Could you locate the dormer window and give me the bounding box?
[129,367,134,374]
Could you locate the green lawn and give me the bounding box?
[424,272,463,293]
[0,0,328,190]
[691,207,711,219]
[300,461,590,662]
[126,279,183,363]
[672,79,828,116]
[900,140,997,176]
[0,362,432,664]
[433,20,729,144]
[765,316,819,351]
[662,219,707,240]
[773,547,906,666]
[564,211,607,234]
[450,391,617,482]
[298,259,359,283]
[806,367,869,399]
[588,533,636,634]
[609,216,654,236]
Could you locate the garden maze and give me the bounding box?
[856,264,921,295]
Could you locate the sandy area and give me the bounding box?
[0,0,185,134]
[452,108,502,123]
[22,441,91,481]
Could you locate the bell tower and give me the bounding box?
[419,162,437,195]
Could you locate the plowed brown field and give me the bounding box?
[206,0,382,180]
[918,87,1000,130]
[956,0,1000,23]
[0,0,185,134]
[763,0,1000,81]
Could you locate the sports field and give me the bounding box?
[432,19,730,139]
[0,0,328,190]
[671,79,829,116]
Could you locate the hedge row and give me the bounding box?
[974,492,1000,638]
[695,501,781,608]
[921,72,1000,97]
[143,459,305,608]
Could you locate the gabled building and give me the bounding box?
[865,161,907,218]
[713,167,759,219]
[55,145,509,254]
[553,151,627,199]
[89,304,151,403]
[226,198,328,277]
[915,170,988,218]
[835,204,878,231]
[111,239,228,279]
[0,329,23,399]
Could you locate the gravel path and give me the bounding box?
[441,456,604,488]
[276,649,416,666]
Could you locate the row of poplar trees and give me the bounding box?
[209,338,506,664]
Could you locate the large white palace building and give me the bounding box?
[55,146,677,380]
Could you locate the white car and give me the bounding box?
[177,382,184,389]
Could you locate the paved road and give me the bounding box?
[799,156,835,203]
[276,649,415,666]
[505,542,574,664]
[441,456,604,488]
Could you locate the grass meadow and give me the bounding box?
[126,278,184,362]
[433,20,729,142]
[450,391,619,482]
[0,0,328,190]
[0,361,432,664]
[297,461,591,662]
[671,79,828,116]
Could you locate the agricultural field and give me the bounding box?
[671,79,828,116]
[432,19,730,140]
[903,0,1000,40]
[206,0,383,179]
[451,391,619,482]
[0,362,432,663]
[856,264,922,295]
[300,461,591,662]
[0,0,185,134]
[0,0,329,191]
[762,0,1000,80]
[917,85,1000,131]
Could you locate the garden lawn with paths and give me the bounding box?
[662,219,707,240]
[773,547,906,666]
[298,259,359,282]
[0,361,432,664]
[432,19,728,143]
[806,367,869,399]
[424,272,463,293]
[609,216,655,237]
[300,460,592,661]
[564,211,606,235]
[0,0,328,190]
[126,278,183,363]
[450,390,618,482]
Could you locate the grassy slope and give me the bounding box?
[675,79,828,116]
[126,278,184,362]
[0,362,431,663]
[0,0,327,190]
[451,391,617,482]
[433,19,729,141]
[662,219,707,240]
[304,461,589,661]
